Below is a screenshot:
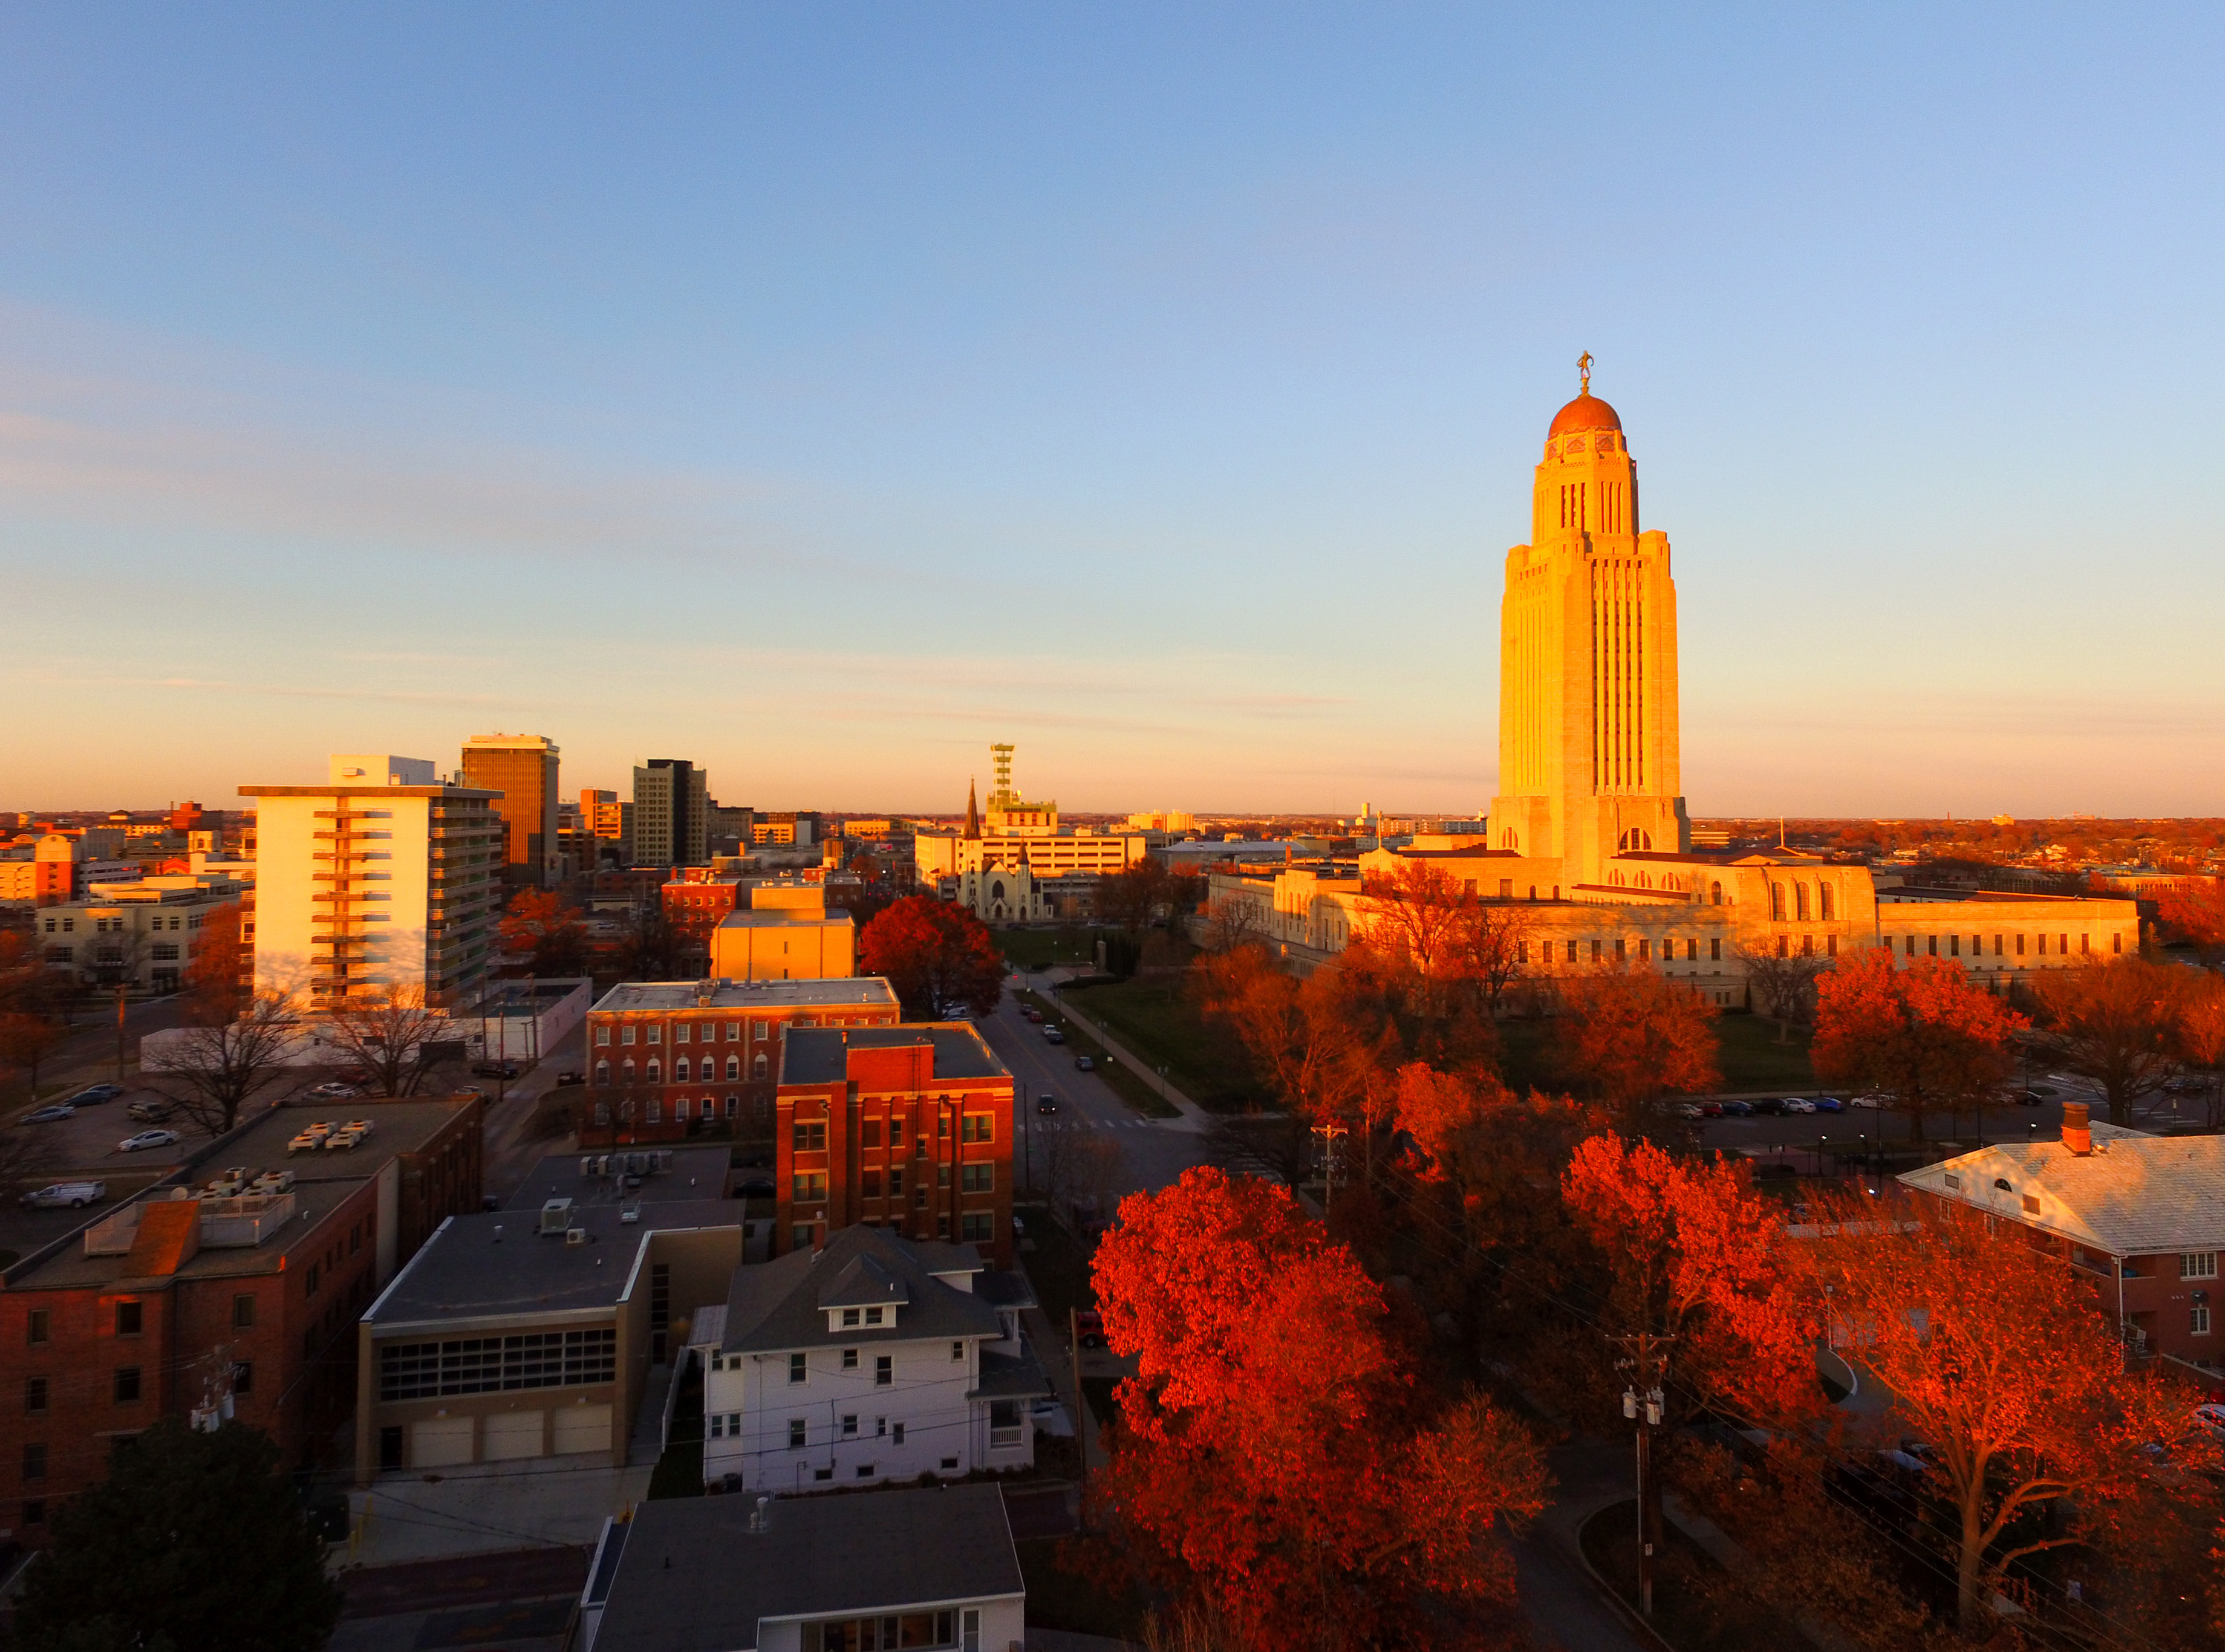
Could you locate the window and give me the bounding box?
[1709,938,1721,961]
[842,1347,859,1368]
[1770,883,1785,921]
[726,1056,740,1081]
[647,1024,662,1044]
[2183,1252,2219,1280]
[595,1061,611,1085]
[646,1059,661,1083]
[1637,938,1650,961]
[1517,940,1529,964]
[893,1422,906,1445]
[754,1055,769,1080]
[114,1367,142,1403]
[27,1311,48,1346]
[22,1443,45,1483]
[754,1021,769,1041]
[959,1114,993,1144]
[1774,934,1788,959]
[793,1121,827,1152]
[961,1164,994,1194]
[376,1329,616,1400]
[793,1173,827,1203]
[1796,883,1810,922]
[24,1378,47,1415]
[937,1164,952,1188]
[888,1168,903,1196]
[1826,935,1837,958]
[2022,1194,2041,1215]
[2113,932,2123,954]
[2016,934,2026,955]
[2196,1305,2214,1336]
[889,1119,904,1147]
[116,1301,142,1336]
[789,1353,807,1383]
[1589,938,1601,961]
[875,1355,892,1386]
[595,1026,610,1046]
[864,1307,884,1326]
[1927,936,1938,957]
[1819,884,1835,921]
[674,1022,691,1043]
[863,1171,882,1198]
[621,1059,636,1083]
[1949,935,1960,957]
[674,1057,690,1082]
[232,1361,253,1395]
[952,1341,965,1362]
[621,1024,636,1045]
[789,1418,807,1449]
[962,1212,994,1243]
[842,1413,858,1436]
[151,943,178,961]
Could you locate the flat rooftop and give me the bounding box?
[592,978,899,1013]
[368,1198,742,1328]
[501,1146,737,1212]
[712,909,853,929]
[780,1024,1007,1087]
[14,1178,372,1292]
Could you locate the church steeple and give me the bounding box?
[963,778,980,839]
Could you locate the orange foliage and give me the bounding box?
[1194,946,1369,1123]
[1807,1188,2220,1635]
[2030,955,2198,1126]
[498,887,587,977]
[2157,876,2225,960]
[1810,949,2024,1140]
[857,896,1003,1018]
[1087,1168,1548,1649]
[1551,964,1719,1123]
[180,900,245,1023]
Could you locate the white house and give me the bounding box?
[696,1226,1046,1493]
[583,1483,1025,1652]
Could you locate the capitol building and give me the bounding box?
[1207,366,2139,1000]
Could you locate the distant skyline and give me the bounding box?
[5,7,2223,816]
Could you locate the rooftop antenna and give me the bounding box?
[1578,350,1593,395]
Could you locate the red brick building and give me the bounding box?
[582,978,901,1149]
[0,1095,481,1544]
[1900,1103,2224,1376]
[776,1024,1016,1268]
[662,872,744,977]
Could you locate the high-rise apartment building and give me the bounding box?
[460,733,561,889]
[632,759,707,867]
[242,754,504,1009]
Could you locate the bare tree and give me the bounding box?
[0,1126,60,1197]
[0,1013,69,1099]
[322,984,455,1097]
[146,992,300,1137]
[1735,940,1832,1043]
[1459,901,1535,1015]
[1200,893,1267,955]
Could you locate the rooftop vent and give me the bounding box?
[566,1227,588,1246]
[540,1197,575,1236]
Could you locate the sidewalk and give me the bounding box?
[1031,972,1213,1134]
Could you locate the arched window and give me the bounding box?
[595,1060,610,1086]
[1528,886,1537,901]
[647,1058,662,1084]
[753,1053,769,1081]
[674,1056,690,1082]
[1769,883,1786,922]
[1664,875,1681,891]
[1637,873,1652,889]
[726,1055,740,1081]
[1796,884,1810,922]
[1819,883,1835,921]
[1617,828,1652,853]
[725,1095,739,1118]
[1709,882,1722,905]
[1501,828,1519,851]
[622,1058,636,1083]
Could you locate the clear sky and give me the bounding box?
[4,6,2221,818]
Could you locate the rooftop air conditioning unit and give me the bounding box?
[566,1227,587,1246]
[539,1197,575,1236]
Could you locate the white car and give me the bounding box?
[1781,1098,1817,1114]
[117,1130,183,1153]
[307,1082,359,1100]
[1852,1093,1893,1110]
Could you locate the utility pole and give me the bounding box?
[1312,1119,1349,1214]
[114,983,129,1086]
[1613,1332,1673,1618]
[1069,1306,1088,1527]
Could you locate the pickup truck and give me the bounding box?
[22,1182,105,1210]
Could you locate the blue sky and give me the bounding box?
[4,5,2221,816]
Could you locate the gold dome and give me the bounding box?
[1548,393,1622,438]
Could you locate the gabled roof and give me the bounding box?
[722,1226,1002,1354]
[1898,1124,2225,1255]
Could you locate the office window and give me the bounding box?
[959,1114,993,1144]
[645,1059,661,1084]
[793,1121,827,1152]
[24,1378,47,1415]
[116,1301,142,1336]
[789,1353,807,1383]
[595,1025,610,1046]
[27,1311,49,1346]
[114,1367,142,1403]
[754,1021,769,1041]
[888,1118,904,1146]
[793,1173,827,1203]
[1709,938,1721,961]
[22,1443,45,1483]
[888,1168,903,1196]
[961,1165,994,1194]
[962,1212,994,1243]
[863,1171,882,1198]
[875,1356,892,1386]
[1637,938,1650,961]
[674,1057,690,1082]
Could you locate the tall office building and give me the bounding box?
[460,732,561,890]
[631,759,708,867]
[243,754,504,1009]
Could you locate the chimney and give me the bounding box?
[2060,1101,2091,1156]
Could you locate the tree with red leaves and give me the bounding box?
[858,895,1003,1019]
[2157,876,2225,965]
[1087,1167,1548,1650]
[1562,1136,1821,1570]
[1808,1186,2218,1636]
[499,887,587,978]
[1810,949,2024,1142]
[1550,964,1720,1131]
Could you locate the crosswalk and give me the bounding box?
[1028,1117,1159,1131]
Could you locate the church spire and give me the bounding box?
[964,777,980,839]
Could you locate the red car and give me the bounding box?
[1073,1309,1106,1348]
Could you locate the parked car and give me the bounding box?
[118,1130,182,1153]
[2007,1088,2047,1107]
[2194,1403,2225,1444]
[1673,1103,1705,1120]
[20,1181,105,1210]
[555,1070,585,1087]
[1719,1100,1754,1118]
[1023,1008,1044,1024]
[65,1084,124,1107]
[1043,1027,1065,1044]
[1780,1098,1817,1115]
[126,1100,175,1124]
[1075,1055,1095,1072]
[20,1104,75,1125]
[1811,1096,1846,1113]
[1073,1309,1106,1348]
[1852,1092,1894,1110]
[1696,1101,1725,1118]
[306,1082,359,1101]
[2165,1075,2208,1095]
[1036,1094,1059,1114]
[453,1085,485,1099]
[1749,1098,1786,1116]
[472,1061,521,1080]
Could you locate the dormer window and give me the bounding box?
[865,1307,884,1326]
[842,1309,861,1328]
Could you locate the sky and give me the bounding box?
[3,5,2223,818]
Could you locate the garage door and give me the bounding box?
[411,1416,475,1469]
[552,1404,612,1456]
[483,1411,544,1462]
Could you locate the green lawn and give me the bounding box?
[1000,926,1109,974]
[1713,1013,1817,1092]
[1061,975,1262,1113]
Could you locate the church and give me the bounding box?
[1204,364,2140,1000]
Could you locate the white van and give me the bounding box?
[22,1182,106,1210]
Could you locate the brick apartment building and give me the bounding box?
[662,871,744,977]
[775,1024,1016,1268]
[582,978,901,1148]
[1901,1102,2225,1375]
[0,1096,481,1544]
